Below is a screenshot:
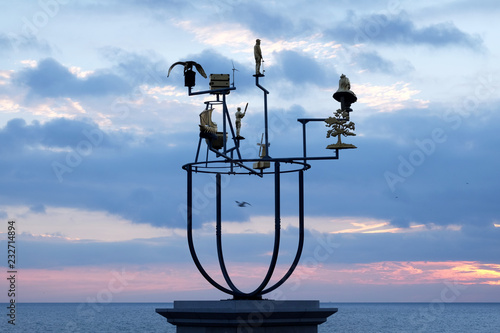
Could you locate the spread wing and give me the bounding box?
[194,63,207,78]
[167,62,186,77]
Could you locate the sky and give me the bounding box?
[0,0,499,308]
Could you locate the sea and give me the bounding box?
[1,302,499,332]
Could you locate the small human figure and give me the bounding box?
[235,103,248,138]
[254,39,263,75]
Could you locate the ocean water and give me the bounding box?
[1,302,499,332]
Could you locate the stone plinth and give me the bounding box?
[156,300,337,333]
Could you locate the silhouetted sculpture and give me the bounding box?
[333,73,357,112]
[167,61,207,87]
[254,39,263,75]
[235,103,248,138]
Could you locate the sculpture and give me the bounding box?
[157,38,354,331]
[333,73,357,113]
[199,108,217,137]
[167,61,207,87]
[338,74,351,92]
[253,133,271,169]
[254,39,264,76]
[325,109,356,149]
[235,103,248,139]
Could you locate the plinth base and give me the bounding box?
[156,300,337,333]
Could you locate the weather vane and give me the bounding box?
[157,39,358,332]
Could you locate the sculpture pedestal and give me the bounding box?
[156,300,336,333]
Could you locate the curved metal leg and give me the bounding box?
[262,169,305,294]
[215,163,281,299]
[216,172,246,296]
[186,165,234,295]
[245,161,281,297]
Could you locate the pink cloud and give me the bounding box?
[2,260,498,302]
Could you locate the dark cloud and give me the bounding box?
[353,51,414,75]
[14,58,131,98]
[11,236,189,269]
[1,102,499,231]
[327,11,483,49]
[100,47,169,87]
[0,117,113,153]
[29,204,46,214]
[303,106,500,229]
[273,50,330,86]
[225,2,309,39]
[0,117,191,228]
[312,226,500,264]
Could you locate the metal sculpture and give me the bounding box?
[168,48,356,300]
[167,61,207,87]
[235,103,248,139]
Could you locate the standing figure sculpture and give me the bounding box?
[235,103,248,139]
[254,39,263,76]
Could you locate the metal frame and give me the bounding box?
[181,74,345,299]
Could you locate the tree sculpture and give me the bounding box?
[325,109,356,149]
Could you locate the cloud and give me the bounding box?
[327,11,483,49]
[272,50,330,86]
[0,117,193,228]
[29,203,46,214]
[100,47,169,87]
[354,51,414,75]
[0,117,113,153]
[2,99,499,234]
[225,2,308,39]
[354,81,428,112]
[14,58,131,98]
[0,32,51,54]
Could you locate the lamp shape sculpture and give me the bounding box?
[167,56,356,300]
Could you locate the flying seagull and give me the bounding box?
[235,201,252,207]
[167,61,207,78]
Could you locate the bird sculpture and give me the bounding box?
[167,61,207,88]
[235,201,252,207]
